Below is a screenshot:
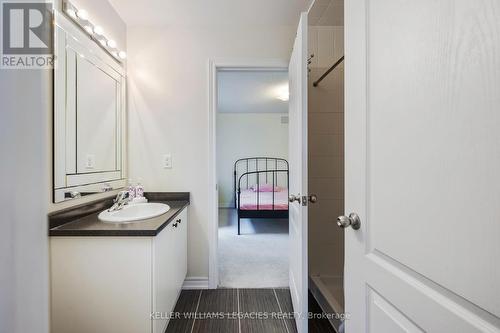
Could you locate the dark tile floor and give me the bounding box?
[165,288,336,333]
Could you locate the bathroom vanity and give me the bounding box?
[49,9,188,333]
[49,193,189,333]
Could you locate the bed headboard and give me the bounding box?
[233,157,289,208]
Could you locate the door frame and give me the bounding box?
[207,58,289,289]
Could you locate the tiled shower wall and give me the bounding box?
[308,25,344,278]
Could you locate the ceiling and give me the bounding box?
[108,0,313,27]
[217,70,288,114]
[309,0,343,26]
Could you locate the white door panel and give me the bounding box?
[368,288,424,333]
[289,12,309,333]
[345,0,500,331]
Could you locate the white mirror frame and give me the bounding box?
[53,11,127,203]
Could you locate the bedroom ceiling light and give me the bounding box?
[275,84,289,102]
[63,1,126,63]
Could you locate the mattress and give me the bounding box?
[238,189,288,210]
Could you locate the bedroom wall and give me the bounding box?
[216,113,289,207]
[127,25,296,280]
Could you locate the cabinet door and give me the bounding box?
[152,207,188,333]
[51,237,152,333]
[152,223,176,333]
[174,208,188,290]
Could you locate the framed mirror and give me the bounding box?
[53,12,127,202]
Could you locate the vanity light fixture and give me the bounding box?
[84,25,93,34]
[63,0,127,63]
[76,9,88,20]
[66,8,77,18]
[93,25,104,35]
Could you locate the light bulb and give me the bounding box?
[276,84,289,101]
[107,39,116,48]
[84,25,93,34]
[118,51,127,59]
[99,39,107,46]
[93,25,103,35]
[76,9,88,20]
[66,8,77,18]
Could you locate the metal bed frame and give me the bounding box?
[233,157,289,235]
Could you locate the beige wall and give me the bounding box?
[1,66,51,333]
[216,113,289,207]
[308,25,345,278]
[126,25,296,279]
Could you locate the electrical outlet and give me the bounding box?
[85,154,95,169]
[163,154,172,169]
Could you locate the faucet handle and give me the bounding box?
[109,191,131,212]
[114,190,129,202]
[65,191,81,199]
[102,183,113,192]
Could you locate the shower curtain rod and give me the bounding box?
[312,55,344,87]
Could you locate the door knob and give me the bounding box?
[308,195,317,203]
[337,213,361,230]
[289,194,301,203]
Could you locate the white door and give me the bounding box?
[344,0,500,332]
[288,12,308,333]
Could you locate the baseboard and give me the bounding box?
[182,276,209,289]
[218,202,233,209]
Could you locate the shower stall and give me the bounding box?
[307,1,345,331]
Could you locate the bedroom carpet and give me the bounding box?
[218,208,289,288]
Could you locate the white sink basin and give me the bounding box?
[98,203,170,223]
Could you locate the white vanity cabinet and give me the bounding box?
[152,208,188,333]
[50,207,188,333]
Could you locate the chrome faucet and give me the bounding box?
[108,190,130,212]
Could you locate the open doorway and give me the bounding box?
[214,67,290,288]
[307,0,345,332]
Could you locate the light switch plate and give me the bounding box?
[163,154,172,169]
[85,154,95,169]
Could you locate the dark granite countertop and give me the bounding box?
[49,192,189,237]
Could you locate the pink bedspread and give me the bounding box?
[239,189,289,210]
